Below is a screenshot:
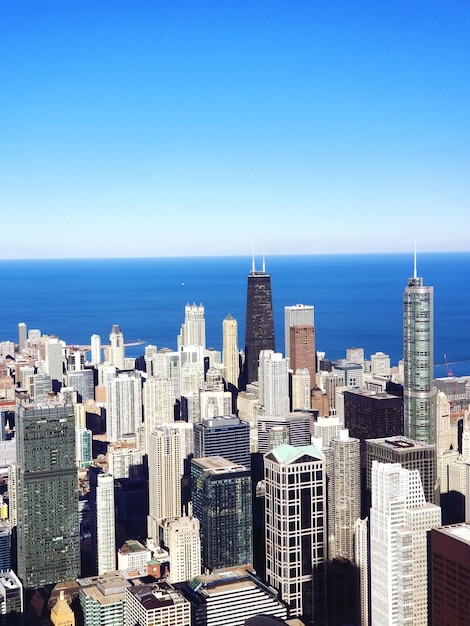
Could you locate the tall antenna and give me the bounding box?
[262,239,266,273]
[251,242,255,273]
[413,240,417,279]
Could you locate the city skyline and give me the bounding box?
[1,1,469,259]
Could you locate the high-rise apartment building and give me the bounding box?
[259,351,289,416]
[264,443,327,624]
[191,456,252,572]
[330,429,360,561]
[370,461,441,626]
[162,509,201,584]
[244,257,275,387]
[45,338,64,389]
[147,426,182,541]
[291,368,311,411]
[91,334,101,365]
[194,415,251,469]
[222,314,239,387]
[284,304,314,360]
[106,371,142,442]
[16,402,80,589]
[89,468,116,575]
[143,377,175,433]
[403,256,436,443]
[18,323,26,353]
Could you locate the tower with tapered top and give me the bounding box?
[243,252,275,387]
[403,246,436,444]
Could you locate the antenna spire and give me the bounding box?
[262,239,266,273]
[413,240,417,279]
[251,243,255,273]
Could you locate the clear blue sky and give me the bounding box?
[1,1,469,258]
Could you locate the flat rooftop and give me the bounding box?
[366,436,435,451]
[436,523,470,544]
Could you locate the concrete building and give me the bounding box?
[108,325,125,370]
[107,435,144,479]
[264,443,327,624]
[180,566,288,626]
[125,582,190,626]
[258,351,289,416]
[191,456,252,572]
[199,389,232,419]
[79,573,129,626]
[91,334,101,365]
[313,415,342,446]
[370,352,391,377]
[403,256,436,443]
[50,589,75,626]
[106,371,142,442]
[45,338,65,389]
[162,509,201,584]
[143,376,176,434]
[244,257,275,387]
[18,323,26,352]
[291,368,311,411]
[117,540,150,571]
[370,461,441,626]
[67,369,94,402]
[222,314,240,387]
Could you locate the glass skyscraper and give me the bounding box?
[403,260,436,444]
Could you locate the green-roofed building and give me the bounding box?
[264,444,327,625]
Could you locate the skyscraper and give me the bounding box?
[222,314,239,387]
[289,324,316,383]
[179,303,206,349]
[163,508,201,584]
[403,253,436,443]
[284,304,314,360]
[106,371,142,442]
[16,402,80,590]
[89,467,116,575]
[264,443,327,624]
[244,256,275,387]
[18,322,26,353]
[259,351,289,416]
[91,334,101,365]
[370,461,441,626]
[108,324,125,370]
[193,415,251,469]
[191,456,253,572]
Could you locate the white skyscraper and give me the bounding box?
[370,351,391,377]
[147,426,182,541]
[179,303,206,349]
[264,443,327,624]
[106,371,142,442]
[291,368,311,411]
[163,508,201,584]
[259,351,289,416]
[199,389,232,419]
[90,469,116,575]
[370,461,441,626]
[108,324,125,370]
[18,322,27,352]
[143,377,176,432]
[284,304,314,360]
[91,334,101,365]
[222,313,240,387]
[45,338,64,387]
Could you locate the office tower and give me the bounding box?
[222,314,239,387]
[89,468,116,575]
[179,303,206,349]
[0,570,23,625]
[143,377,175,433]
[16,402,80,589]
[290,325,316,382]
[125,582,190,626]
[430,523,470,625]
[264,443,327,623]
[354,518,369,626]
[244,256,275,387]
[90,334,101,365]
[162,509,201,584]
[366,435,437,507]
[257,412,312,454]
[79,572,128,626]
[108,324,125,370]
[106,371,142,442]
[18,323,26,352]
[50,589,75,626]
[148,426,182,541]
[45,338,64,389]
[284,304,314,360]
[180,566,288,625]
[199,389,232,419]
[194,415,251,469]
[330,429,360,561]
[259,351,289,416]
[68,369,94,402]
[344,388,403,468]
[0,524,10,572]
[291,368,311,411]
[191,456,252,571]
[370,352,391,377]
[370,461,441,626]
[403,255,436,443]
[324,374,345,415]
[76,427,93,467]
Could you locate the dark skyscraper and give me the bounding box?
[244,256,275,387]
[16,402,80,590]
